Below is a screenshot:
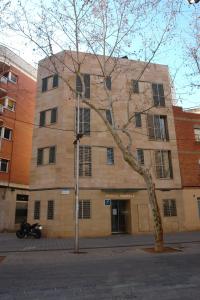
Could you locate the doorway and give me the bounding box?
[111,200,129,233]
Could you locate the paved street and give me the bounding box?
[1,232,200,299]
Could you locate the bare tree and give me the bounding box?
[5,0,181,251]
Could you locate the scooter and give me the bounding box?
[16,221,42,239]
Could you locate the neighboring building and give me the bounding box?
[29,51,183,237]
[0,46,36,231]
[173,106,200,230]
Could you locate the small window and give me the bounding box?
[39,111,46,127]
[47,200,54,220]
[10,73,17,84]
[3,128,12,140]
[37,148,43,165]
[0,159,9,172]
[107,148,114,165]
[106,109,112,125]
[135,112,142,128]
[34,201,40,220]
[194,128,200,142]
[197,198,200,218]
[136,149,144,165]
[42,77,48,92]
[52,74,59,88]
[79,200,91,219]
[152,83,165,107]
[106,76,111,90]
[49,146,56,164]
[163,199,177,217]
[51,108,57,123]
[133,80,139,93]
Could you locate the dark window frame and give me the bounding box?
[78,200,91,219]
[76,74,90,99]
[34,200,40,220]
[37,146,56,166]
[47,200,54,220]
[147,114,169,141]
[132,80,139,93]
[76,107,90,136]
[163,199,177,217]
[107,147,114,165]
[152,83,165,107]
[136,149,144,165]
[39,107,58,127]
[79,145,92,177]
[42,74,59,92]
[135,112,142,128]
[154,150,173,179]
[0,158,9,172]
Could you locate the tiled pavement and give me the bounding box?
[0,231,200,253]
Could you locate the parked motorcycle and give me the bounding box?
[16,221,42,239]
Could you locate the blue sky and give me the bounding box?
[1,0,199,109]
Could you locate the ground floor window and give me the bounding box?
[163,199,177,217]
[34,200,41,220]
[15,194,28,224]
[47,200,54,220]
[79,200,91,219]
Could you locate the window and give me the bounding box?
[15,194,28,224]
[106,76,111,90]
[136,149,144,165]
[39,107,57,127]
[152,83,165,106]
[76,74,90,98]
[133,80,139,93]
[37,146,56,166]
[34,201,40,220]
[163,199,177,217]
[194,128,200,142]
[0,97,15,111]
[197,198,200,218]
[42,74,59,92]
[155,150,173,179]
[106,109,112,125]
[47,200,54,220]
[135,112,142,128]
[79,200,91,219]
[0,127,12,140]
[3,71,17,84]
[76,108,90,135]
[79,145,92,176]
[0,159,9,172]
[147,114,169,140]
[107,148,114,165]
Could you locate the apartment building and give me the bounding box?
[29,51,183,237]
[0,46,36,231]
[173,106,200,230]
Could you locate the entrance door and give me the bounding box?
[111,200,128,233]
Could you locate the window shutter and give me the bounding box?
[51,108,57,123]
[84,74,90,99]
[158,84,165,106]
[49,146,56,163]
[42,77,48,92]
[52,74,59,88]
[37,149,43,165]
[39,111,46,127]
[106,76,111,90]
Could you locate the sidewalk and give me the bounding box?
[0,231,200,253]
